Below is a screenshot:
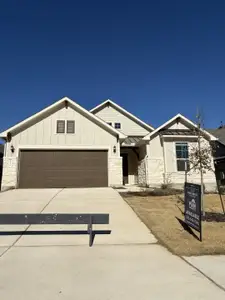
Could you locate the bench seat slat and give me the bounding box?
[0,214,109,225]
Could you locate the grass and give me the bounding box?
[121,192,225,256]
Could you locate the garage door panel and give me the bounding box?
[18,150,108,188]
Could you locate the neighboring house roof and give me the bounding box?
[0,144,4,154]
[0,144,4,163]
[90,99,154,132]
[207,127,225,146]
[143,113,217,141]
[0,97,126,140]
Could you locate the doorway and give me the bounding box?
[121,153,128,185]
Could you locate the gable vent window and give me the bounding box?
[56,120,65,133]
[115,122,121,129]
[107,122,112,126]
[67,120,75,134]
[175,142,190,172]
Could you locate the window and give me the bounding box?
[115,122,121,129]
[175,142,190,171]
[107,122,112,126]
[67,120,75,133]
[57,120,75,134]
[56,120,65,133]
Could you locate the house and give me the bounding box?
[0,143,4,189]
[90,99,154,185]
[0,96,218,191]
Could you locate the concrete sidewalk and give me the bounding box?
[0,244,224,300]
[184,255,225,291]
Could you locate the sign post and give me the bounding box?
[184,182,202,241]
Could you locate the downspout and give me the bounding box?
[161,135,167,184]
[145,141,150,187]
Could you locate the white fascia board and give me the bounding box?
[0,97,126,140]
[90,99,154,131]
[143,113,217,141]
[161,135,198,139]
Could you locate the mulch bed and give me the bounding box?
[203,212,225,222]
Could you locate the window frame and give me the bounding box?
[114,122,121,129]
[175,142,190,172]
[56,120,66,134]
[66,120,75,134]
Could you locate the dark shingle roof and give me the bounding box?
[122,136,143,145]
[207,127,225,145]
[0,144,4,154]
[159,129,197,136]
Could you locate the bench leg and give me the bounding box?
[88,215,93,247]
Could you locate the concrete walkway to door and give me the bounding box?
[0,187,156,247]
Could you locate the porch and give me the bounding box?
[120,136,148,186]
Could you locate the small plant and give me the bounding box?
[161,183,172,190]
[219,186,225,195]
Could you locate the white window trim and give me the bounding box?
[66,120,75,134]
[56,120,76,135]
[56,120,66,134]
[174,141,190,173]
[114,122,121,129]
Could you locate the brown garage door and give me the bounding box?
[18,150,108,188]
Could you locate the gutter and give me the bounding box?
[161,135,167,184]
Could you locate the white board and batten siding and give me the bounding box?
[6,106,119,157]
[94,105,150,136]
[147,118,217,191]
[2,106,123,189]
[166,122,188,130]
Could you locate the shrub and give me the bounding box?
[121,187,182,198]
[161,183,172,190]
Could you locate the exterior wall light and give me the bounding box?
[113,146,116,153]
[11,145,15,153]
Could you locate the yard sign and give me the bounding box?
[184,182,202,241]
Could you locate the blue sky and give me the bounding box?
[0,0,225,132]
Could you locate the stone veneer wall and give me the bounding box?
[146,157,217,192]
[108,157,123,186]
[1,157,18,191]
[1,156,123,190]
[138,158,147,186]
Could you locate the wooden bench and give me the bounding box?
[0,213,110,246]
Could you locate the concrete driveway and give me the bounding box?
[0,188,156,247]
[0,188,225,299]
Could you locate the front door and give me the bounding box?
[121,153,128,185]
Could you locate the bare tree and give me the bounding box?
[187,109,225,215]
[189,139,214,175]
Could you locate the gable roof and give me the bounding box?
[90,99,154,132]
[0,97,126,140]
[143,113,217,141]
[207,127,225,145]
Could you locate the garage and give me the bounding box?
[18,150,108,188]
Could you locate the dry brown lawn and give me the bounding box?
[122,193,225,256]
